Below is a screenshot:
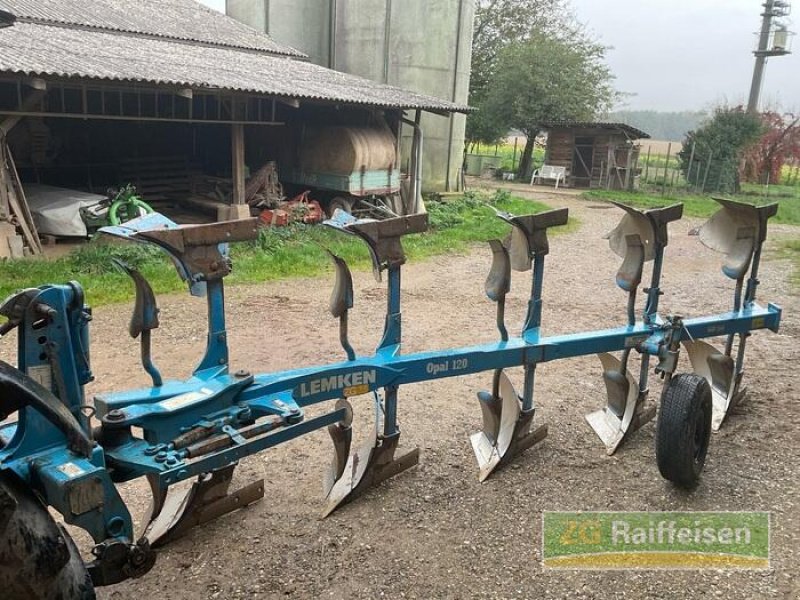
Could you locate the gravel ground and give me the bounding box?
[10,189,798,599]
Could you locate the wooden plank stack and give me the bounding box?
[118,155,200,202]
[0,141,42,258]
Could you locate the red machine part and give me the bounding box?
[258,191,324,227]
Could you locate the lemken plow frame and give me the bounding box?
[0,198,782,597]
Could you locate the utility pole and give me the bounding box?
[747,0,793,113]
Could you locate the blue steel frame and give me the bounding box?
[0,205,782,583]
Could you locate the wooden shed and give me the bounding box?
[540,121,650,189]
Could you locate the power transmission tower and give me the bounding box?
[747,0,793,113]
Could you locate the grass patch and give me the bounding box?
[468,143,545,172]
[740,182,800,199]
[581,189,800,226]
[0,192,573,307]
[777,239,800,289]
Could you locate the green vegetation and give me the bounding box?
[480,30,616,179]
[581,189,800,225]
[740,181,800,199]
[467,0,616,179]
[632,146,798,197]
[468,142,545,173]
[678,107,765,194]
[0,192,573,307]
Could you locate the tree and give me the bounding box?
[480,30,616,178]
[741,111,800,184]
[678,107,764,193]
[467,0,577,146]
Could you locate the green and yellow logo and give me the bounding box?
[543,512,769,570]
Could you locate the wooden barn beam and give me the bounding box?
[0,87,46,136]
[231,123,246,205]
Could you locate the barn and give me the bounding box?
[0,0,468,256]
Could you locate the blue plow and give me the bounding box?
[0,198,781,595]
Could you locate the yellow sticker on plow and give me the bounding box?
[343,384,370,397]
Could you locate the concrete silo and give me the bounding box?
[226,0,474,192]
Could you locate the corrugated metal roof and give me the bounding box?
[0,22,471,113]
[541,121,651,139]
[0,0,305,57]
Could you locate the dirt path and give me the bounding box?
[15,191,799,599]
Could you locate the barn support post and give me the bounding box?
[221,122,251,221]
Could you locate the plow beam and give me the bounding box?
[470,370,547,481]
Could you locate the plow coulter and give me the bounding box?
[0,198,782,597]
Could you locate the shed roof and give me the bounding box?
[0,0,305,57]
[0,1,470,114]
[541,121,651,140]
[0,21,470,113]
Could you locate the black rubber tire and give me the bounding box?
[656,373,712,488]
[0,474,96,599]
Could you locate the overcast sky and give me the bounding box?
[199,0,798,112]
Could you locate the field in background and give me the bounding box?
[469,141,545,174]
[641,139,683,155]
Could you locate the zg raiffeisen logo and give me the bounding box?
[542,512,769,569]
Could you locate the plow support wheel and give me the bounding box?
[470,370,547,482]
[682,340,740,430]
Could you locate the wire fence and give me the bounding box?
[637,141,800,199]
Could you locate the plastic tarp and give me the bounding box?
[24,184,105,237]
